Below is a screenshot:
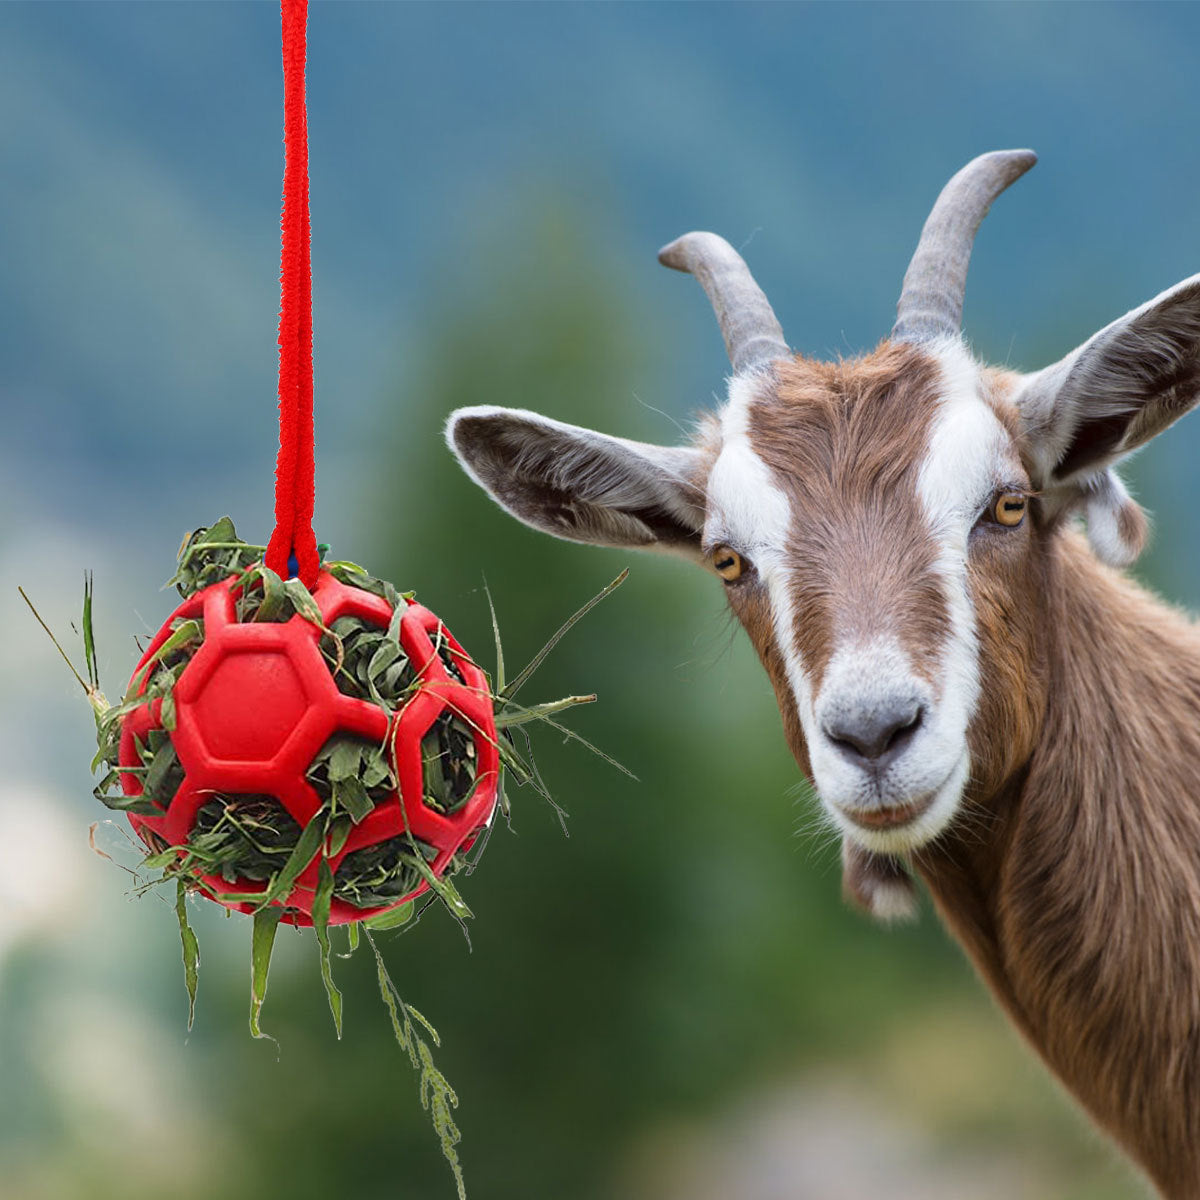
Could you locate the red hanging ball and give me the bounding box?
[117,569,499,926]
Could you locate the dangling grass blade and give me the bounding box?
[495,694,596,728]
[312,859,343,1038]
[494,734,536,788]
[417,1036,464,1198]
[368,928,416,1063]
[175,879,200,1031]
[18,587,93,698]
[82,572,100,691]
[88,822,115,865]
[458,813,500,876]
[517,724,569,835]
[502,569,627,700]
[520,707,637,780]
[405,851,474,923]
[250,905,283,1041]
[364,901,415,931]
[365,930,465,1200]
[492,721,573,832]
[404,1002,441,1047]
[484,579,504,694]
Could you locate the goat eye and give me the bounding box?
[993,492,1027,527]
[711,545,746,582]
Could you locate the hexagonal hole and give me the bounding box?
[320,616,416,707]
[233,579,284,623]
[129,727,187,812]
[306,733,395,820]
[421,710,479,816]
[186,794,302,885]
[333,834,438,909]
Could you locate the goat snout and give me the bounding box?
[806,640,965,852]
[821,696,925,770]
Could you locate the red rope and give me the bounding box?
[265,0,319,587]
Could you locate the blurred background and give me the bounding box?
[2,3,1197,1197]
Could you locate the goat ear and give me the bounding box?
[446,406,707,555]
[1014,274,1200,565]
[1017,276,1200,481]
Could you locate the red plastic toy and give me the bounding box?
[117,570,500,925]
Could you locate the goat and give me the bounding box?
[446,150,1200,1197]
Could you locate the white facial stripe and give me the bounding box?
[707,372,819,734]
[768,560,817,746]
[918,341,1016,530]
[709,374,858,810]
[704,373,792,555]
[914,340,993,746]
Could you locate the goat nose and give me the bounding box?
[822,699,925,767]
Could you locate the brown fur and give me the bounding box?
[724,349,1200,1196]
[917,534,1200,1198]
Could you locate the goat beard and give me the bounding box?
[842,841,919,923]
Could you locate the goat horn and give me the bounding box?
[892,149,1037,343]
[658,232,790,374]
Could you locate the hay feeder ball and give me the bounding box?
[117,558,500,926]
